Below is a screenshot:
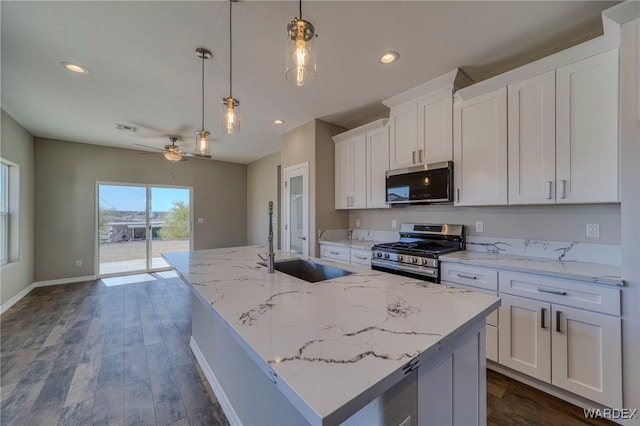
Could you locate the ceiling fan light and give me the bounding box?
[164,151,182,162]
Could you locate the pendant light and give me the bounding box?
[286,0,316,86]
[222,0,240,135]
[195,47,212,155]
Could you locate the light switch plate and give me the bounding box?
[391,219,397,229]
[475,221,484,232]
[355,219,360,227]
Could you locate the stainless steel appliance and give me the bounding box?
[385,161,453,205]
[371,223,464,282]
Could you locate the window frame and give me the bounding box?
[0,162,9,265]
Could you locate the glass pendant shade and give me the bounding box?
[195,129,210,155]
[286,18,316,86]
[221,97,240,135]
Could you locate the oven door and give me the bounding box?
[371,262,440,283]
[386,161,453,205]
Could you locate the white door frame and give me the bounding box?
[282,162,309,256]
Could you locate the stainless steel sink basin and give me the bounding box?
[262,258,355,283]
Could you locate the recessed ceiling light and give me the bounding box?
[61,62,89,74]
[380,51,399,64]
[273,119,285,125]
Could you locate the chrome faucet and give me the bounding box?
[260,201,275,273]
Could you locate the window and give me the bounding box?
[0,162,8,265]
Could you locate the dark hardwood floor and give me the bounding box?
[1,275,615,425]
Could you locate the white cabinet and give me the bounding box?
[335,134,366,209]
[384,69,470,171]
[333,119,388,210]
[319,243,372,267]
[508,50,619,205]
[556,49,619,203]
[498,271,622,407]
[508,71,556,204]
[441,262,499,362]
[350,247,372,267]
[366,125,390,209]
[453,87,508,206]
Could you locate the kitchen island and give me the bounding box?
[164,246,500,426]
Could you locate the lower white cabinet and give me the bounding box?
[498,272,622,408]
[319,243,372,267]
[350,247,372,267]
[440,262,499,362]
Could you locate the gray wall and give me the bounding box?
[0,110,35,306]
[349,204,621,244]
[34,138,247,282]
[281,120,348,256]
[247,151,280,248]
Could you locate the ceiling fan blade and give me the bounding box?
[134,143,165,152]
[183,152,213,160]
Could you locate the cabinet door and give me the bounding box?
[551,305,622,407]
[556,49,619,203]
[334,139,352,209]
[498,294,551,382]
[366,126,389,208]
[508,71,556,204]
[418,88,453,164]
[351,135,367,209]
[453,87,508,205]
[389,102,418,169]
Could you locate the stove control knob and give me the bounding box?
[411,257,417,264]
[421,259,428,265]
[375,252,382,258]
[398,255,404,262]
[384,253,390,259]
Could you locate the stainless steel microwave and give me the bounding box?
[385,161,454,205]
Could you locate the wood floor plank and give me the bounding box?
[91,352,124,425]
[59,398,95,426]
[22,365,76,425]
[0,379,46,425]
[146,342,187,426]
[173,362,227,426]
[124,324,149,384]
[123,379,156,426]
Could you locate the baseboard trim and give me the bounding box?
[1,275,97,315]
[190,336,242,426]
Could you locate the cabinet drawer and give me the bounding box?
[350,249,372,266]
[320,245,350,263]
[443,280,498,326]
[499,271,620,315]
[440,263,498,291]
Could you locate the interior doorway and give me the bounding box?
[97,183,192,276]
[282,162,309,256]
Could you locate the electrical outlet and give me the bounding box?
[475,221,484,232]
[197,218,204,224]
[391,219,397,229]
[586,223,600,238]
[75,259,82,268]
[355,219,361,228]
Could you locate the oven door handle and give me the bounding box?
[372,261,437,276]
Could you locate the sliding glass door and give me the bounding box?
[97,183,192,276]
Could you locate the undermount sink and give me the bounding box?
[262,258,355,283]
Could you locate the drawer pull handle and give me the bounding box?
[355,255,367,260]
[330,251,340,255]
[556,310,562,333]
[541,307,547,329]
[457,273,477,280]
[537,287,566,296]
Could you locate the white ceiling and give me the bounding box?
[1,1,619,164]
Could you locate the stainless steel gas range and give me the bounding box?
[371,223,465,283]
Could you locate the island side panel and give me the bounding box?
[191,291,311,426]
[417,321,486,426]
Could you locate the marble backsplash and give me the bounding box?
[465,236,621,266]
[318,229,399,244]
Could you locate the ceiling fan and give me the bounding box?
[134,136,212,161]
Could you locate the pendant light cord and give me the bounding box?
[299,0,302,19]
[201,52,205,129]
[229,0,233,99]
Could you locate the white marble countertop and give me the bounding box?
[163,246,500,425]
[439,251,623,286]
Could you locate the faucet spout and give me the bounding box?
[266,201,275,273]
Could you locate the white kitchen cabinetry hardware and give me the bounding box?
[453,87,508,206]
[383,69,471,170]
[498,271,622,407]
[441,263,499,362]
[556,49,619,203]
[333,119,389,210]
[508,49,619,205]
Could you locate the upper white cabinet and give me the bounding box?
[333,119,389,210]
[453,87,508,206]
[384,69,471,170]
[508,50,619,205]
[508,71,556,204]
[556,49,619,203]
